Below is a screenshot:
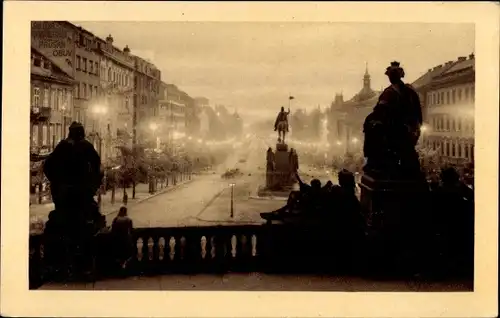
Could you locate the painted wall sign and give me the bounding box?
[31,21,74,77]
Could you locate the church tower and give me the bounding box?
[363,62,371,91]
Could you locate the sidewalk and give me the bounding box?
[29,176,196,224]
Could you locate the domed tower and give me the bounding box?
[123,45,131,54]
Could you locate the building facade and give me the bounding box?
[95,35,135,163]
[30,47,74,190]
[159,83,187,135]
[31,21,102,141]
[133,56,161,147]
[423,54,475,164]
[327,66,381,156]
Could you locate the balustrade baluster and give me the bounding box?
[147,237,154,261]
[201,236,207,259]
[231,235,237,258]
[168,237,176,261]
[137,238,143,261]
[210,236,216,259]
[158,237,165,261]
[251,235,258,257]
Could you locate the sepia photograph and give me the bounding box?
[28,18,476,290]
[2,2,499,317]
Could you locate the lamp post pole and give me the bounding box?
[229,183,235,218]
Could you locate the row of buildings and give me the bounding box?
[327,54,475,165]
[30,21,209,189]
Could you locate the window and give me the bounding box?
[446,91,450,104]
[75,83,80,99]
[458,89,462,101]
[458,143,462,158]
[465,87,470,100]
[451,142,456,157]
[457,118,462,131]
[33,87,40,107]
[445,142,450,157]
[82,83,87,99]
[465,145,469,159]
[95,62,99,76]
[58,89,63,110]
[452,89,456,104]
[90,86,93,98]
[43,88,49,107]
[451,118,455,131]
[42,125,48,146]
[65,89,71,110]
[51,89,57,109]
[76,55,81,70]
[34,57,43,67]
[108,68,112,81]
[83,58,87,72]
[32,124,39,147]
[90,60,94,74]
[94,86,98,97]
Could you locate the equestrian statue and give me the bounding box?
[274,106,290,144]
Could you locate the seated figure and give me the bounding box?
[111,206,134,269]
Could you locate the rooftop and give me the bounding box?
[411,53,475,89]
[31,47,74,84]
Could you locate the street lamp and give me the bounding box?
[149,122,158,132]
[91,104,108,159]
[229,183,235,218]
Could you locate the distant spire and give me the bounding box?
[363,63,371,90]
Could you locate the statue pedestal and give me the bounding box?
[262,143,295,196]
[359,173,429,275]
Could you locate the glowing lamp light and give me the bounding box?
[421,124,429,132]
[149,122,158,131]
[197,139,202,143]
[188,136,192,140]
[336,140,342,146]
[351,137,359,144]
[92,105,107,115]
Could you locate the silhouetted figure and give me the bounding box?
[44,122,102,215]
[295,171,323,214]
[266,147,275,172]
[42,122,104,279]
[363,61,423,178]
[111,206,134,269]
[433,167,474,278]
[328,169,364,272]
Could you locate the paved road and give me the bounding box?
[105,136,352,228]
[112,137,280,227]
